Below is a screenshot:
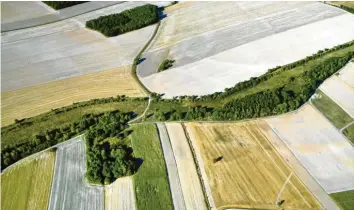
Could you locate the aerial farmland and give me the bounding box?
[1,1,354,210]
[139,1,354,97]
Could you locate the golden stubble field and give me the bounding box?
[185,121,322,210]
[1,65,146,126]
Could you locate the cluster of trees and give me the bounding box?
[85,111,137,185]
[1,113,103,170]
[158,59,175,72]
[43,1,87,10]
[86,4,159,37]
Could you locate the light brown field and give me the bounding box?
[1,65,146,126]
[327,1,354,8]
[185,121,323,210]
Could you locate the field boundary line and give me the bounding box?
[156,123,187,210]
[245,126,312,208]
[1,134,84,174]
[275,172,293,207]
[309,101,354,148]
[182,123,217,210]
[267,124,341,210]
[340,120,354,133]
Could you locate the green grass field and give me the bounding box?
[330,190,354,210]
[1,100,147,149]
[311,89,353,129]
[343,123,354,143]
[1,151,56,210]
[129,124,173,210]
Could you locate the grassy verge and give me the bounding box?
[1,151,56,210]
[343,123,354,143]
[330,190,354,210]
[130,124,173,210]
[2,99,147,149]
[311,89,353,129]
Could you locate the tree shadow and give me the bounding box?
[137,57,146,65]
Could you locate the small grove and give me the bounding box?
[158,59,175,72]
[43,1,87,10]
[1,41,353,179]
[85,4,159,37]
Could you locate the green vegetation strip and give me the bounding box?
[1,97,147,170]
[43,1,88,10]
[311,89,353,129]
[330,190,354,210]
[343,123,354,144]
[86,4,159,37]
[130,124,173,210]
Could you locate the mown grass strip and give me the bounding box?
[311,89,353,129]
[330,190,354,210]
[130,124,173,210]
[343,123,354,144]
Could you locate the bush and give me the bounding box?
[43,1,87,10]
[86,4,159,37]
[158,59,175,72]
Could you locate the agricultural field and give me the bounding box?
[266,104,354,193]
[320,75,354,118]
[156,123,186,210]
[330,190,354,210]
[129,124,173,210]
[139,2,354,97]
[105,177,136,210]
[311,90,353,129]
[1,65,146,126]
[165,123,207,210]
[185,121,322,209]
[1,1,54,24]
[338,61,354,87]
[48,136,104,210]
[1,151,56,210]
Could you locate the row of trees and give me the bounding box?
[150,51,353,122]
[85,111,137,185]
[86,4,159,37]
[43,1,87,10]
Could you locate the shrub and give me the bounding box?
[158,59,175,72]
[43,1,87,10]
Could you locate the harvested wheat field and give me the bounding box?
[166,123,207,210]
[185,121,322,210]
[105,177,136,210]
[139,2,354,97]
[1,1,54,24]
[1,65,146,126]
[1,151,56,210]
[320,75,354,118]
[48,136,104,210]
[266,104,354,193]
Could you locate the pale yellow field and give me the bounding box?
[327,1,354,8]
[185,121,322,210]
[1,65,146,126]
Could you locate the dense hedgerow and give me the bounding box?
[43,1,87,10]
[86,4,159,37]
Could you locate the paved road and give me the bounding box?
[156,123,186,210]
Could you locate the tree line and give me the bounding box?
[43,1,87,10]
[86,4,159,37]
